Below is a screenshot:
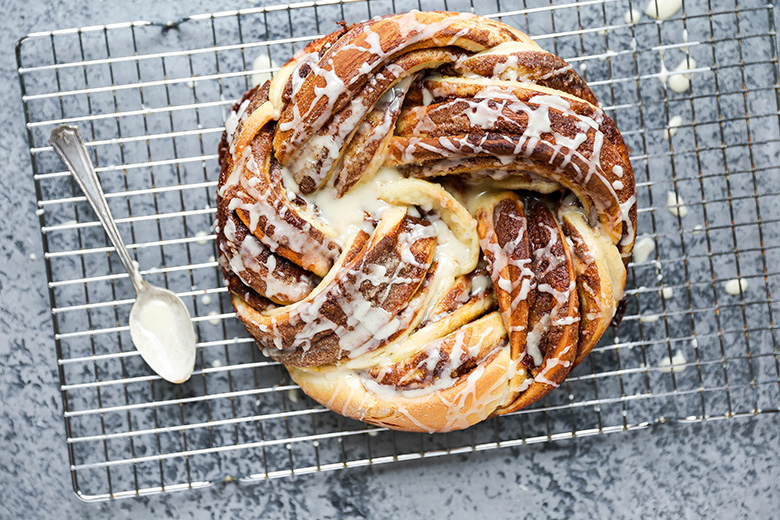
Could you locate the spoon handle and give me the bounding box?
[49,125,145,293]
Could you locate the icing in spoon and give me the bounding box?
[49,125,197,383]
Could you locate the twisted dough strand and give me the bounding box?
[217,11,635,432]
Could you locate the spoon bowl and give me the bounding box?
[129,281,197,384]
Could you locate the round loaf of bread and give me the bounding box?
[216,10,636,432]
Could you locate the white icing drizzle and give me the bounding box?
[362,324,499,399]
[657,51,670,86]
[223,99,251,158]
[227,191,324,267]
[220,216,313,302]
[526,221,577,367]
[664,115,683,139]
[478,206,535,350]
[457,43,572,83]
[262,212,436,358]
[439,353,514,432]
[533,344,572,387]
[290,74,415,191]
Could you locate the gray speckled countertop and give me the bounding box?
[2,0,780,518]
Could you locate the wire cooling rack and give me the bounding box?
[16,0,780,501]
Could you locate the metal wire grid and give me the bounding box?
[15,0,780,501]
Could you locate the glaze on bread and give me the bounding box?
[216,11,636,432]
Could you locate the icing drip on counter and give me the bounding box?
[251,53,277,87]
[668,57,697,93]
[724,278,748,295]
[646,0,683,20]
[658,350,687,373]
[666,191,688,217]
[625,9,642,24]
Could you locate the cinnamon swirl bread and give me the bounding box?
[216,11,636,432]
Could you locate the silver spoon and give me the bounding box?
[49,125,197,384]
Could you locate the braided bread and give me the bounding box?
[217,11,636,432]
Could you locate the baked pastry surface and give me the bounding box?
[217,11,636,432]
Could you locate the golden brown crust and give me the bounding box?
[289,312,513,433]
[332,72,419,197]
[216,203,318,305]
[451,47,599,105]
[389,78,636,256]
[216,11,635,433]
[475,192,532,370]
[495,200,579,413]
[233,209,437,367]
[559,198,625,366]
[286,48,468,194]
[273,11,528,163]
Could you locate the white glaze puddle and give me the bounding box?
[666,191,688,217]
[632,236,656,263]
[288,165,475,290]
[625,8,642,24]
[658,350,687,373]
[292,166,397,243]
[668,57,697,93]
[664,115,683,139]
[646,0,683,20]
[195,230,210,245]
[724,278,748,295]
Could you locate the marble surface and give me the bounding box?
[2,0,780,518]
